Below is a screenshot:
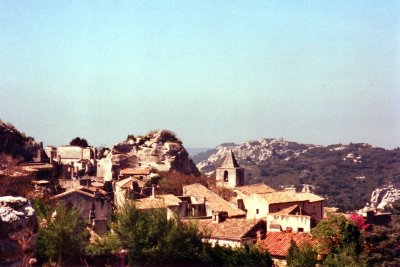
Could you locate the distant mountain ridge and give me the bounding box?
[196,138,400,211]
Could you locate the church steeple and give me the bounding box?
[221,150,240,168]
[216,150,244,188]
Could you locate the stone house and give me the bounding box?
[182,183,246,218]
[45,145,96,179]
[240,190,324,223]
[266,205,313,233]
[114,177,147,208]
[187,212,266,248]
[233,183,276,210]
[135,194,182,220]
[52,186,112,233]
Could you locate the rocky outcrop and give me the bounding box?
[0,120,41,161]
[0,196,38,267]
[102,130,199,177]
[370,185,400,210]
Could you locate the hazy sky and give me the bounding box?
[0,1,399,149]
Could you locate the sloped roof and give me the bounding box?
[191,218,264,241]
[120,167,152,176]
[52,188,94,199]
[135,194,181,210]
[258,191,324,204]
[258,232,316,257]
[220,150,240,168]
[235,183,276,195]
[115,177,146,188]
[271,205,311,216]
[183,183,246,217]
[51,186,107,200]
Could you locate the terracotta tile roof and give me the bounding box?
[258,232,317,257]
[220,150,240,168]
[236,183,276,195]
[115,177,146,188]
[120,167,152,176]
[190,218,264,241]
[183,183,246,217]
[135,194,181,210]
[258,191,324,204]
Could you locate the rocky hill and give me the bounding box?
[196,138,400,211]
[109,130,199,175]
[0,120,40,161]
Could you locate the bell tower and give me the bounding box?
[216,150,244,188]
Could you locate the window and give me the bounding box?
[298,228,304,232]
[223,171,229,182]
[256,209,259,214]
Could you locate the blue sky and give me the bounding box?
[0,1,399,149]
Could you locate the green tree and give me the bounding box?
[323,245,366,267]
[112,200,273,266]
[312,212,361,255]
[114,200,203,265]
[35,201,88,266]
[70,137,89,147]
[286,243,317,267]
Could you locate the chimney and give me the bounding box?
[178,201,188,218]
[150,184,155,199]
[256,230,265,241]
[89,202,96,224]
[284,187,296,192]
[213,211,228,223]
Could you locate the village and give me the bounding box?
[3,138,390,267]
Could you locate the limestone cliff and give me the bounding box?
[100,130,199,178]
[0,196,38,266]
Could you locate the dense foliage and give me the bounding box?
[311,212,366,266]
[286,243,318,267]
[33,200,88,266]
[90,200,273,266]
[363,201,400,266]
[69,137,89,147]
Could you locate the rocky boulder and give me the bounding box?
[370,185,400,210]
[105,130,199,176]
[0,196,38,267]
